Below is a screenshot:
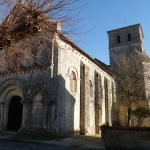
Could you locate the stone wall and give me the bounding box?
[113,101,150,126]
[108,24,145,65]
[143,62,150,100]
[0,32,116,137]
[56,35,116,135]
[0,38,60,133]
[101,126,150,150]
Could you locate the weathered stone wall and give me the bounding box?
[113,101,150,126]
[56,35,115,135]
[108,24,144,51]
[101,126,150,150]
[0,37,60,133]
[80,63,90,135]
[0,66,56,130]
[143,62,150,100]
[95,73,102,134]
[108,24,145,65]
[31,92,43,128]
[0,32,116,137]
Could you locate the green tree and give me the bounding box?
[132,107,150,127]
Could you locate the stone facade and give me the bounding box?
[1,4,149,136]
[0,26,115,136]
[55,35,115,135]
[107,24,145,65]
[101,126,150,150]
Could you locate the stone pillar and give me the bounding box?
[0,102,5,130]
[21,101,28,129]
[42,101,49,130]
[43,102,46,129]
[50,101,57,131]
[95,73,102,134]
[80,64,90,135]
[104,78,109,125]
[101,76,105,124]
[47,102,51,131]
[28,104,32,129]
[108,81,112,126]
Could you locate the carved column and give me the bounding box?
[21,101,29,129]
[0,102,5,130]
[42,101,49,130]
[28,103,32,129]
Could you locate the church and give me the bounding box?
[0,1,116,136]
[0,2,149,137]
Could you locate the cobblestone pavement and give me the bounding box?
[0,132,106,150]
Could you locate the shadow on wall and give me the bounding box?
[28,74,76,137]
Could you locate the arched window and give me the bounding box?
[128,33,131,41]
[117,35,120,43]
[70,71,77,93]
[89,80,93,97]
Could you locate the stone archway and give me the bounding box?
[7,96,23,131]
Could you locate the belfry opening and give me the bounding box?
[7,96,23,131]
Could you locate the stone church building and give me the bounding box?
[0,2,150,136]
[0,2,116,136]
[0,33,116,135]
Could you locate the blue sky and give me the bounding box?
[74,0,150,65]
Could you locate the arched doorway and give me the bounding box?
[7,96,23,131]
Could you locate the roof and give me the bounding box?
[94,58,109,70]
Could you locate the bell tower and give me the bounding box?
[107,24,145,65]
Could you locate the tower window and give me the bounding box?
[128,33,131,41]
[117,35,120,43]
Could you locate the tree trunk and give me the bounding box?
[127,107,132,127]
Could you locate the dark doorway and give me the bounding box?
[7,96,23,131]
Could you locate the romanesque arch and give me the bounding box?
[0,79,28,131]
[68,67,78,95]
[68,67,78,79]
[28,84,48,129]
[0,79,28,103]
[7,96,23,131]
[28,84,48,102]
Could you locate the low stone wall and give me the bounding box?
[100,126,150,150]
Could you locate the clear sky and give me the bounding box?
[74,0,150,65]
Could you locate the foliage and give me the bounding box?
[131,107,150,127]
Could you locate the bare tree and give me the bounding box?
[111,51,148,126]
[0,0,84,72]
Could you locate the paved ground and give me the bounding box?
[0,138,82,150]
[0,132,106,150]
